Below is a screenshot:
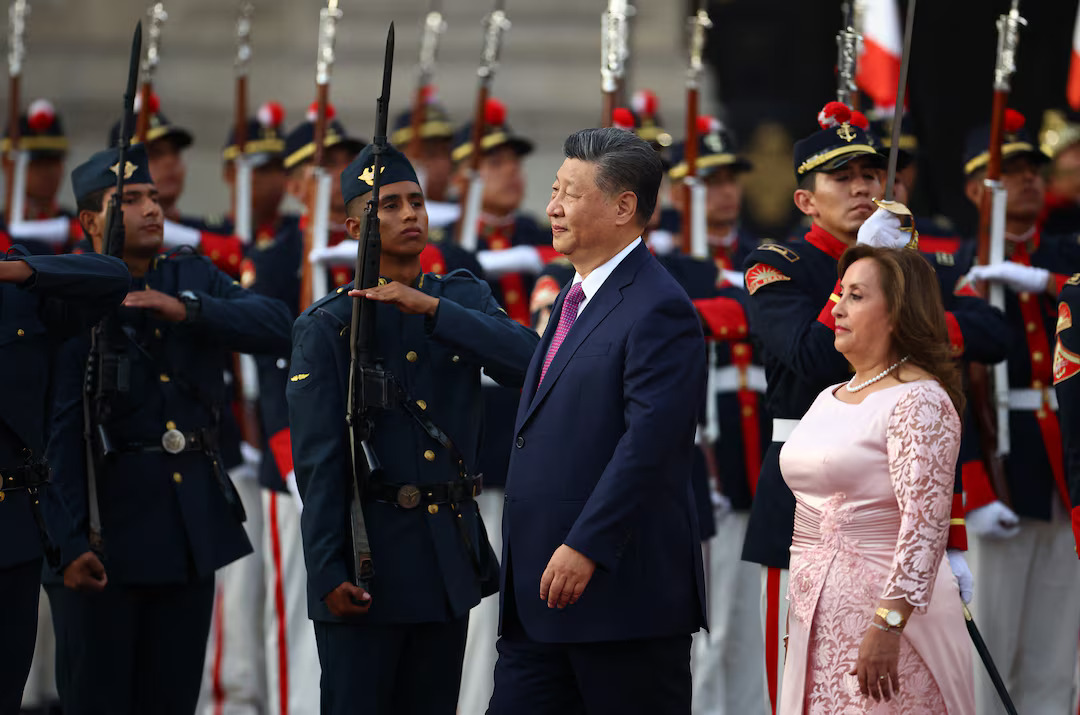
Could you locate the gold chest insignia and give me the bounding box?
[359,165,386,186]
[109,161,137,179]
[289,373,310,382]
[746,263,791,295]
[935,252,955,267]
[836,123,857,143]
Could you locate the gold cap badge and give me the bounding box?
[109,161,137,179]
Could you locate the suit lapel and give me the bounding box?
[514,283,566,432]
[520,243,650,428]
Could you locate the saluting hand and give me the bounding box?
[122,288,188,322]
[63,551,107,593]
[325,581,372,618]
[540,544,596,610]
[349,283,439,316]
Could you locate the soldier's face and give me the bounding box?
[703,167,743,229]
[832,257,892,359]
[26,156,65,204]
[374,180,428,259]
[795,158,881,240]
[406,138,452,202]
[479,145,525,215]
[1050,144,1080,200]
[91,183,164,257]
[145,139,186,208]
[1000,155,1045,223]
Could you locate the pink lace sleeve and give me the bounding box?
[882,383,961,608]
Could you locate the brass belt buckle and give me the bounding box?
[162,429,187,455]
[396,484,421,509]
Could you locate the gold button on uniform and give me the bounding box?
[1027,321,1037,333]
[424,450,435,462]
[406,351,418,363]
[154,329,162,338]
[416,400,427,411]
[1033,351,1043,363]
[451,355,460,363]
[173,472,183,484]
[159,374,171,382]
[166,421,176,430]
[427,504,439,515]
[16,329,24,337]
[0,492,5,503]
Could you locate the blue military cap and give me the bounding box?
[2,99,68,158]
[390,92,454,147]
[223,101,287,167]
[283,103,366,171]
[792,102,884,182]
[668,115,753,181]
[107,91,193,150]
[963,108,1050,177]
[868,112,918,171]
[340,144,420,206]
[451,97,533,164]
[71,144,154,202]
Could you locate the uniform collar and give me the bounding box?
[805,222,849,260]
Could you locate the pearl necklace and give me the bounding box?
[846,356,909,393]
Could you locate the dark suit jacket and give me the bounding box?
[501,241,708,643]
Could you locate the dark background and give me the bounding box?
[704,0,1080,237]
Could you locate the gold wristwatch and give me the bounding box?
[875,607,905,630]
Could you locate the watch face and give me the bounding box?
[885,611,902,627]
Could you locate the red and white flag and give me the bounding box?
[856,0,903,109]
[1068,3,1080,110]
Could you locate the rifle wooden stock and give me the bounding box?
[135,82,152,144]
[681,86,699,256]
[601,90,616,129]
[300,82,330,312]
[407,83,426,158]
[4,73,19,225]
[456,82,489,244]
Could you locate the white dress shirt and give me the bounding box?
[571,237,641,317]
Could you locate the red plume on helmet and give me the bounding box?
[306,101,337,123]
[133,91,161,116]
[632,89,658,118]
[697,115,722,135]
[817,101,852,129]
[257,101,285,129]
[849,110,870,130]
[484,98,507,127]
[612,107,636,131]
[26,99,56,132]
[1003,108,1025,133]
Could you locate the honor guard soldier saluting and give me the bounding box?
[0,245,128,712]
[286,140,539,713]
[1055,273,1080,553]
[40,142,292,715]
[741,102,992,711]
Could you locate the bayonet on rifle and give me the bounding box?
[136,2,167,144]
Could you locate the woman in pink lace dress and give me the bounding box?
[779,245,975,714]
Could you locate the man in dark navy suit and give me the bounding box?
[488,127,707,715]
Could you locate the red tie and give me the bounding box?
[538,282,586,386]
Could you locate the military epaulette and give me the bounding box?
[304,281,354,315]
[755,243,800,263]
[434,268,479,283]
[162,245,201,261]
[1068,273,1080,286]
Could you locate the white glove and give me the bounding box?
[947,549,974,604]
[162,218,202,249]
[7,217,71,246]
[721,270,745,289]
[967,500,1020,539]
[965,262,1050,295]
[308,239,359,267]
[711,490,733,522]
[856,206,913,249]
[285,470,304,515]
[475,245,544,278]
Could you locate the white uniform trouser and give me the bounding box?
[261,489,320,715]
[692,510,768,715]
[20,588,58,708]
[458,486,503,714]
[197,465,267,715]
[759,566,788,715]
[969,513,1080,715]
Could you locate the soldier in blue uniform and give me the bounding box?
[1055,274,1080,554]
[286,144,538,714]
[958,110,1080,715]
[741,101,1008,712]
[0,247,128,713]
[1,99,84,255]
[40,144,292,715]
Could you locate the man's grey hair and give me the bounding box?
[563,127,663,227]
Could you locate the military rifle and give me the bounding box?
[135,2,166,144]
[600,0,629,128]
[970,0,1026,508]
[407,0,445,162]
[299,0,341,310]
[345,23,397,593]
[83,21,142,553]
[4,0,28,226]
[681,0,710,258]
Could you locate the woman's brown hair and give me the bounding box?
[838,244,966,416]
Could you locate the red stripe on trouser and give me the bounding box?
[212,583,226,715]
[765,567,781,715]
[269,493,290,713]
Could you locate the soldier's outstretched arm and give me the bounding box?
[426,275,540,387]
[182,262,293,355]
[6,253,130,335]
[945,294,1011,364]
[744,267,850,383]
[286,313,352,601]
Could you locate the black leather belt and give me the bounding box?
[113,429,217,455]
[0,461,49,491]
[368,476,483,509]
